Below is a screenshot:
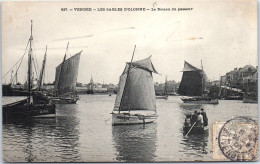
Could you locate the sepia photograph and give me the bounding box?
[1,0,258,162]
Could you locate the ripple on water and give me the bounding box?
[2,95,258,162]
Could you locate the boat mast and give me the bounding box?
[90,74,93,91]
[55,42,69,96]
[118,45,136,113]
[201,60,204,97]
[164,76,167,95]
[28,20,33,104]
[15,65,18,84]
[38,46,47,91]
[10,70,13,84]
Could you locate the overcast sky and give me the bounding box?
[2,0,257,85]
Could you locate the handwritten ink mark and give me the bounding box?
[153,2,157,7]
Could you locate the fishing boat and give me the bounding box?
[156,77,168,99]
[86,75,95,94]
[2,61,28,96]
[183,114,208,135]
[183,125,209,135]
[243,92,258,103]
[111,46,158,126]
[218,85,243,100]
[243,77,258,103]
[50,43,81,104]
[2,84,28,96]
[3,20,55,123]
[178,61,218,104]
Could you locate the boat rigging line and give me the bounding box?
[2,40,30,80]
[3,29,41,83]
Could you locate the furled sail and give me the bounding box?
[54,51,82,96]
[177,61,204,96]
[114,57,158,111]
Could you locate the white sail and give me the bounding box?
[114,57,157,111]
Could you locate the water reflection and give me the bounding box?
[3,96,258,162]
[24,126,34,162]
[180,131,209,158]
[54,104,81,162]
[178,103,209,158]
[2,104,81,162]
[112,123,157,162]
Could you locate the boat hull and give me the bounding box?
[183,125,208,135]
[86,90,94,94]
[225,96,243,100]
[181,97,219,104]
[112,113,157,126]
[3,99,56,122]
[243,93,258,103]
[243,98,258,103]
[49,96,79,104]
[2,84,28,96]
[156,96,168,99]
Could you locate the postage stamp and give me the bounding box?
[212,117,258,161]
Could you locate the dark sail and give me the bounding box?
[114,57,158,111]
[54,51,82,96]
[36,46,47,91]
[177,61,203,96]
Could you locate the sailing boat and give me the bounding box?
[177,61,218,104]
[86,75,94,94]
[50,42,82,104]
[2,65,28,96]
[243,74,258,103]
[111,46,158,125]
[3,20,55,123]
[32,46,54,104]
[156,76,168,99]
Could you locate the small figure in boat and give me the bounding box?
[184,114,192,127]
[191,111,198,125]
[200,108,208,126]
[183,110,208,135]
[197,112,204,127]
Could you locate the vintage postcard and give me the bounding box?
[1,0,258,162]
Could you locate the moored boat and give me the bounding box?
[156,76,168,100]
[178,61,218,104]
[2,84,28,96]
[243,92,258,103]
[3,97,55,122]
[86,75,95,94]
[3,20,56,123]
[156,96,168,100]
[50,42,82,104]
[181,96,219,104]
[111,46,158,126]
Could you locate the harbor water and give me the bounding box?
[2,95,258,162]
